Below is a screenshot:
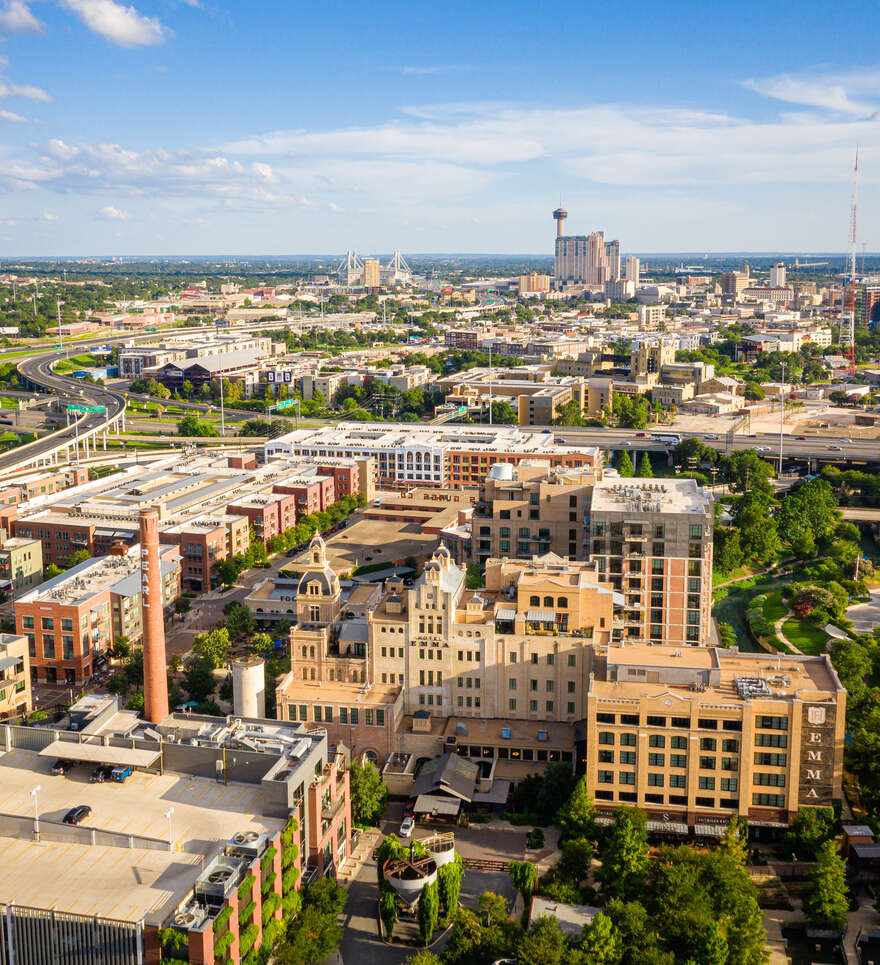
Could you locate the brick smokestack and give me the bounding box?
[139,508,169,724]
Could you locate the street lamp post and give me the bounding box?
[30,785,40,837]
[164,807,174,852]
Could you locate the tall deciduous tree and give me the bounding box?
[349,759,388,826]
[804,839,849,931]
[418,879,439,945]
[597,807,649,902]
[637,451,653,477]
[556,775,597,841]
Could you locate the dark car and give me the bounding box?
[89,765,113,784]
[50,759,74,776]
[62,805,92,825]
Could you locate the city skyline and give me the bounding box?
[0,0,877,254]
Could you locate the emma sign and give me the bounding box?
[799,703,836,805]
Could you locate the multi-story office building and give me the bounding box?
[854,281,880,328]
[720,268,750,296]
[625,256,640,286]
[584,643,845,832]
[0,536,42,596]
[265,423,601,490]
[470,466,714,646]
[770,262,786,287]
[0,633,31,720]
[555,231,611,287]
[519,272,551,293]
[363,258,381,288]
[590,478,714,647]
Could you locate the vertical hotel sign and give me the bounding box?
[799,703,836,804]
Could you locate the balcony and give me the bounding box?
[322,793,345,826]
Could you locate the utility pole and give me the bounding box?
[488,342,493,425]
[219,378,226,437]
[777,359,786,477]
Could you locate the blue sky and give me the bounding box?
[0,0,878,255]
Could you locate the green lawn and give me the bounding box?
[762,589,788,624]
[781,617,828,655]
[713,565,756,587]
[55,353,101,373]
[0,397,17,409]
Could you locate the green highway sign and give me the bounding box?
[67,404,106,414]
[458,406,468,415]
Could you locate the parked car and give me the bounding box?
[399,816,414,838]
[796,436,806,440]
[403,800,416,819]
[110,765,133,783]
[50,759,74,776]
[62,805,92,826]
[90,765,114,784]
[636,432,646,437]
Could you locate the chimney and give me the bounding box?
[139,508,169,724]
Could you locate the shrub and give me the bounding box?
[213,906,233,934]
[237,874,256,900]
[214,931,234,956]
[282,889,302,918]
[261,892,281,924]
[239,900,256,927]
[261,871,277,895]
[282,865,300,893]
[260,846,277,871]
[239,922,259,956]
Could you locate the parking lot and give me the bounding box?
[0,748,282,850]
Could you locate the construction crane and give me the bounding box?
[842,149,860,377]
[786,259,829,309]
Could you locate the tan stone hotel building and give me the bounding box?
[276,541,846,832]
[585,644,845,832]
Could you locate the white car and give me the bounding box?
[705,433,719,440]
[756,446,771,453]
[400,816,414,838]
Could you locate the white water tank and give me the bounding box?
[232,656,265,719]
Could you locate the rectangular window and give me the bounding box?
[598,770,614,784]
[509,698,517,711]
[567,681,575,693]
[689,524,703,539]
[752,793,785,808]
[698,776,715,790]
[648,773,664,787]
[756,715,788,731]
[41,617,54,630]
[670,754,687,768]
[755,733,788,748]
[620,733,636,747]
[619,771,636,785]
[671,717,689,729]
[721,757,738,771]
[754,752,787,767]
[365,710,373,725]
[648,753,665,766]
[350,709,358,725]
[619,751,636,765]
[567,702,575,714]
[597,713,615,724]
[754,773,786,787]
[621,714,639,725]
[314,706,322,722]
[509,678,517,690]
[700,738,716,751]
[648,734,665,748]
[698,718,718,730]
[669,774,686,789]
[721,778,738,792]
[722,720,742,732]
[339,707,348,724]
[722,739,739,753]
[699,756,716,770]
[509,652,517,663]
[670,736,687,750]
[599,750,614,763]
[529,700,537,712]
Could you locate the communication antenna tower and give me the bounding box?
[843,148,859,377]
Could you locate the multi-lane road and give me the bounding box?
[538,425,880,464]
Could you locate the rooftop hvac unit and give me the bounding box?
[232,830,260,845]
[208,870,232,884]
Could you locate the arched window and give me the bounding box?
[310,668,316,681]
[543,596,554,608]
[310,646,315,658]
[530,595,540,607]
[557,596,568,608]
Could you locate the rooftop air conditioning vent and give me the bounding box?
[233,830,260,845]
[208,870,232,884]
[174,912,196,927]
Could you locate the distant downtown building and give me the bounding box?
[553,208,622,289]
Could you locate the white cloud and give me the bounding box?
[60,0,168,47]
[252,161,275,182]
[744,67,880,116]
[98,204,130,220]
[0,80,50,102]
[46,138,79,161]
[40,211,58,221]
[0,108,25,121]
[0,1,43,35]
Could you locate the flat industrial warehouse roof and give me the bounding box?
[38,740,161,768]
